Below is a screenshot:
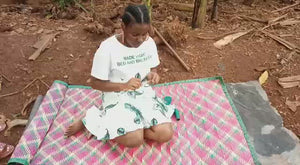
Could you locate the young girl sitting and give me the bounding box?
[65,4,175,148]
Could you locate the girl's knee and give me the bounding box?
[115,130,144,148]
[124,135,144,148]
[158,128,173,143]
[155,124,174,143]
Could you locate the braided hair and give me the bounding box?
[121,4,150,26]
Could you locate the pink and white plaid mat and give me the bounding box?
[8,77,259,165]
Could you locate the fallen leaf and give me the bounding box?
[259,71,268,85]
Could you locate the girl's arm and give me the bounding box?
[91,77,141,92]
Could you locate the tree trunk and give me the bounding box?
[211,0,218,20]
[192,0,207,29]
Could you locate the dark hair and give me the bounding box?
[121,4,150,26]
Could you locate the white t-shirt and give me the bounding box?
[91,35,160,83]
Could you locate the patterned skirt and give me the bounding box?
[82,84,175,140]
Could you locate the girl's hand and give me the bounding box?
[147,72,160,85]
[125,78,142,90]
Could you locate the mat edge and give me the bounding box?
[8,158,29,165]
[54,80,92,89]
[219,77,261,165]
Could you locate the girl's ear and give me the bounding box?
[121,23,125,32]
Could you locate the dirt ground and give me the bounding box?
[0,0,300,163]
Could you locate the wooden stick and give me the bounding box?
[38,78,50,89]
[268,13,288,25]
[74,0,90,14]
[239,15,268,24]
[1,74,11,82]
[261,30,298,51]
[4,119,28,137]
[29,33,58,61]
[21,96,37,116]
[0,77,41,98]
[154,28,191,71]
[272,2,300,13]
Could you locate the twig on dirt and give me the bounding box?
[4,119,28,137]
[279,34,294,37]
[1,74,11,82]
[20,49,25,58]
[287,51,297,61]
[38,78,50,89]
[154,28,191,71]
[29,33,59,61]
[261,30,300,53]
[74,0,90,14]
[197,30,240,40]
[286,99,300,112]
[0,77,42,98]
[239,15,268,24]
[0,76,2,91]
[271,2,300,13]
[268,13,288,25]
[21,96,37,116]
[279,19,300,26]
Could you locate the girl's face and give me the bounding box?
[122,23,150,48]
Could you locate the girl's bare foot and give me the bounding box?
[65,120,85,137]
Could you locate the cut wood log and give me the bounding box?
[213,30,253,49]
[29,33,58,61]
[154,28,191,71]
[278,81,300,88]
[278,75,300,88]
[272,2,300,13]
[278,75,300,82]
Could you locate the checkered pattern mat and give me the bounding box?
[8,77,259,165]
